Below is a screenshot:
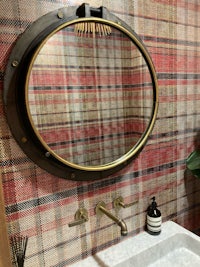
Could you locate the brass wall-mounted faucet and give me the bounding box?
[95,201,128,236]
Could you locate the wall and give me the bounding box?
[0,0,200,266]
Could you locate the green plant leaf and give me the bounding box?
[186,150,200,170]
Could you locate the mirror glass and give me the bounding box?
[27,22,154,167]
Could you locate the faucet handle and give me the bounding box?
[68,208,88,227]
[114,196,137,209]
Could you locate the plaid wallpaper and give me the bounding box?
[1,0,200,266]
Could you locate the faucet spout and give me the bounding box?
[118,219,128,236]
[96,201,128,236]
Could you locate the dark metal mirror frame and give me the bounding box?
[4,4,159,181]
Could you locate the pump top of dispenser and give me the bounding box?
[147,196,161,217]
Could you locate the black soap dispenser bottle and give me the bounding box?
[147,196,162,235]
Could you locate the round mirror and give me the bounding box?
[4,5,158,180]
[27,22,154,169]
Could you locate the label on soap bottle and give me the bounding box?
[147,215,162,235]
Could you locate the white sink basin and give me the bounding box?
[71,221,200,267]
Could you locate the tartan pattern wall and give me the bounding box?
[0,0,200,266]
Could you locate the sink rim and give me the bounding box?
[70,221,200,267]
[117,231,200,267]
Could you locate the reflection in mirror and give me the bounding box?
[27,22,153,167]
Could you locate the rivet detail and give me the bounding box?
[57,11,64,19]
[71,173,75,179]
[45,151,51,157]
[12,60,19,67]
[21,137,27,143]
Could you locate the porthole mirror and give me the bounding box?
[4,4,158,180]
